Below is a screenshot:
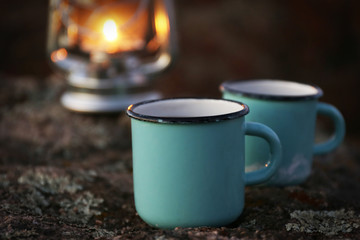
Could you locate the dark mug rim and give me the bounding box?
[126,97,249,124]
[220,79,323,101]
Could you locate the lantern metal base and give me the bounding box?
[60,90,161,113]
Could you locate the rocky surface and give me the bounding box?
[0,76,359,239]
[1,0,360,239]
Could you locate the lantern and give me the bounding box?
[47,0,177,112]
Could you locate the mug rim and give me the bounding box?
[220,79,323,101]
[127,97,249,124]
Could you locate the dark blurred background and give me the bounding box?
[1,0,359,137]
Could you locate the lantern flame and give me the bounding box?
[103,19,118,42]
[155,10,169,42]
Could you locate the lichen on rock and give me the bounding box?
[15,168,104,224]
[18,168,82,194]
[285,209,360,236]
[60,191,103,224]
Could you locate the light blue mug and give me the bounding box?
[221,80,346,186]
[127,98,282,229]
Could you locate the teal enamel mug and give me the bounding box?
[127,98,282,229]
[221,80,346,186]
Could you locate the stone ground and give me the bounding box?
[1,1,360,238]
[0,76,359,240]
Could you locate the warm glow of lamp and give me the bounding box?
[47,0,177,112]
[51,48,68,62]
[80,11,147,54]
[103,19,118,42]
[155,9,170,43]
[67,23,78,46]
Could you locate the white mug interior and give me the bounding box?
[222,80,322,98]
[130,98,244,118]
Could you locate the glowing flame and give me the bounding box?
[103,19,118,42]
[155,9,169,42]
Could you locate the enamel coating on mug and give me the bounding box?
[221,80,346,186]
[132,117,245,228]
[127,98,282,229]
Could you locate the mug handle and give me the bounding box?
[244,122,282,186]
[313,102,346,155]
